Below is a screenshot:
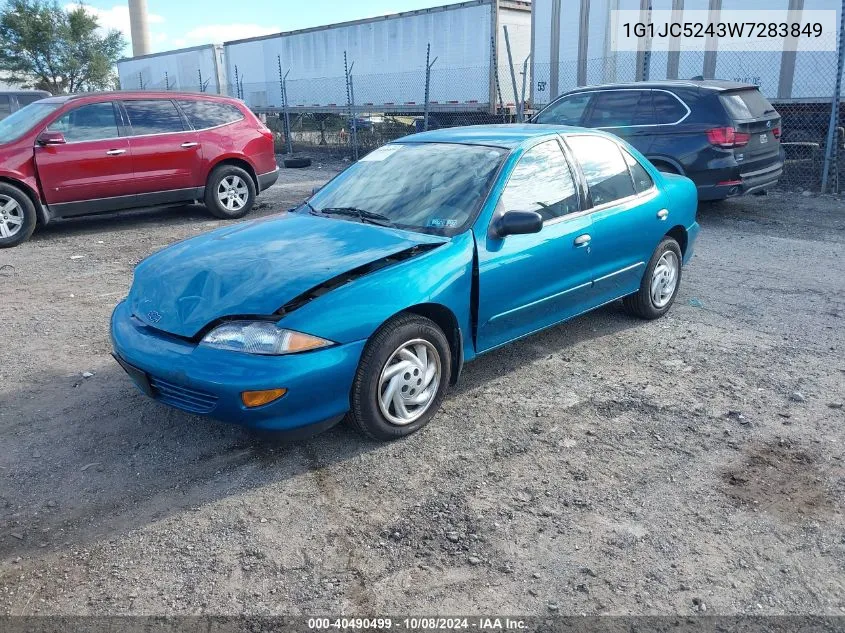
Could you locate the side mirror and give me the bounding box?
[493,210,543,238]
[37,131,66,146]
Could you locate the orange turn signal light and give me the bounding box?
[241,388,287,408]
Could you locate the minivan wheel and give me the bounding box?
[623,237,683,319]
[0,183,36,248]
[205,165,256,219]
[347,313,451,441]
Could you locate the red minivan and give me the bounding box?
[0,91,279,248]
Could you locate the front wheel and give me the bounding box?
[204,165,256,219]
[623,237,683,319]
[347,314,451,441]
[0,183,37,248]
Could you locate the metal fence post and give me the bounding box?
[520,54,531,122]
[278,55,293,155]
[503,25,519,122]
[491,35,505,122]
[344,51,359,161]
[821,2,845,193]
[423,43,438,131]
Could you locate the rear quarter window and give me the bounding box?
[720,89,777,121]
[652,92,688,124]
[177,100,244,130]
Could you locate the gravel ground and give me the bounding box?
[0,163,843,617]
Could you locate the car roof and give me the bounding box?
[566,79,758,93]
[37,91,241,104]
[399,124,586,149]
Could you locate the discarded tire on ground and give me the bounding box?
[284,157,312,168]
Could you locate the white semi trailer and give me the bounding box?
[223,0,532,113]
[531,0,843,107]
[117,44,226,94]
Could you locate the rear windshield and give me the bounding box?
[0,102,60,144]
[720,89,777,121]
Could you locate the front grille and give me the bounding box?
[149,376,218,414]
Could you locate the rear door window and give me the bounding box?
[47,102,119,142]
[0,95,11,119]
[584,90,655,127]
[534,93,592,125]
[567,135,636,206]
[720,89,777,121]
[177,100,244,129]
[123,100,185,135]
[652,92,688,124]
[622,149,654,194]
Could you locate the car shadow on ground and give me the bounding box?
[28,199,286,244]
[0,301,640,561]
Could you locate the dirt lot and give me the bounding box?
[0,163,843,617]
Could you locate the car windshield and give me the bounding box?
[304,142,505,236]
[0,102,59,144]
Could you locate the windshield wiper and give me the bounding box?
[311,206,396,227]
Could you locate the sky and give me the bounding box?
[63,0,454,56]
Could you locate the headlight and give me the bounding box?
[200,321,333,355]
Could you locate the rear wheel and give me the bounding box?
[347,314,451,441]
[623,237,682,319]
[0,183,36,248]
[204,165,256,219]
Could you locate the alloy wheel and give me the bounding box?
[0,195,24,239]
[217,175,249,212]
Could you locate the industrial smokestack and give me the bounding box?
[128,0,151,57]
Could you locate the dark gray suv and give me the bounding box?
[533,80,784,201]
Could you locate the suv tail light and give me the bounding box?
[707,127,750,148]
[772,126,781,139]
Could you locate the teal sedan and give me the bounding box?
[111,125,699,441]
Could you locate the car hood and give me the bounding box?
[127,213,448,338]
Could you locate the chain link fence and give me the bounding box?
[125,48,845,193]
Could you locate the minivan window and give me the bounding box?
[47,102,119,142]
[585,90,655,127]
[500,140,579,221]
[17,94,45,107]
[0,102,60,143]
[652,92,687,124]
[567,135,636,206]
[720,89,777,120]
[534,93,591,125]
[177,100,243,129]
[0,95,11,119]
[124,100,185,135]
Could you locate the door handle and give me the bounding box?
[574,234,592,247]
[657,209,669,220]
[105,149,126,156]
[181,142,199,148]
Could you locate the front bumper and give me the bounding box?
[257,167,280,192]
[110,300,365,431]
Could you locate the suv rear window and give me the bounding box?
[123,100,185,135]
[652,92,687,124]
[720,89,777,121]
[585,90,655,127]
[177,100,243,129]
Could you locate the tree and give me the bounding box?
[0,0,125,94]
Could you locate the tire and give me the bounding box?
[204,165,256,219]
[0,183,37,248]
[623,237,683,320]
[347,313,451,441]
[283,157,312,168]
